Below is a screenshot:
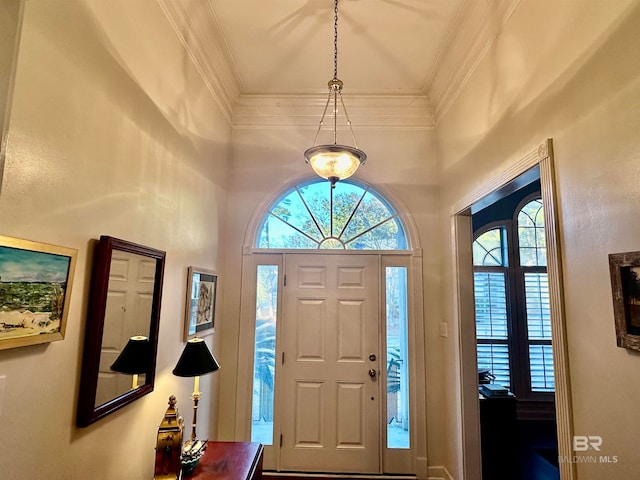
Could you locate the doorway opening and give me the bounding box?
[451,140,575,480]
[472,174,558,480]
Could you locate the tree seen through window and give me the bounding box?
[257,180,407,250]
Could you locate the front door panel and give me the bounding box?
[280,254,380,473]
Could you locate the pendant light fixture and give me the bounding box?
[304,0,366,188]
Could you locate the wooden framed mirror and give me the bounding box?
[77,236,165,427]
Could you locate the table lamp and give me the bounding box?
[110,335,150,390]
[172,337,220,470]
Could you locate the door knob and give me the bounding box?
[368,369,377,378]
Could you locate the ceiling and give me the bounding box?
[159,0,518,122]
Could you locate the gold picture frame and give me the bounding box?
[0,235,77,350]
[183,267,217,341]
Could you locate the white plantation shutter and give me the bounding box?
[524,273,552,340]
[477,344,510,388]
[529,345,555,391]
[474,272,510,387]
[523,273,554,391]
[473,229,511,389]
[474,272,508,339]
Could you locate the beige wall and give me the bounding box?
[436,1,640,479]
[0,0,24,182]
[2,1,640,479]
[0,1,230,479]
[216,117,447,467]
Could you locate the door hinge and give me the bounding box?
[284,274,287,286]
[282,351,285,365]
[280,434,283,447]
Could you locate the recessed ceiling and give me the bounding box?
[211,0,465,95]
[160,0,518,120]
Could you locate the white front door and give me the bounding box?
[279,254,380,473]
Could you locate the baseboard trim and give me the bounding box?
[264,474,416,480]
[262,466,452,480]
[426,466,454,480]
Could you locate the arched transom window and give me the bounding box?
[257,179,408,250]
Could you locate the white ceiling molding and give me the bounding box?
[158,0,514,130]
[427,0,521,124]
[158,0,241,124]
[233,94,434,130]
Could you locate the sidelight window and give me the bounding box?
[251,265,278,444]
[386,266,410,448]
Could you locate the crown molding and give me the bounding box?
[159,0,513,130]
[427,0,521,124]
[232,94,434,129]
[158,0,241,124]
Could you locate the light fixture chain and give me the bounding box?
[333,0,339,80]
[304,0,366,187]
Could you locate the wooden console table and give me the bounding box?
[186,441,263,480]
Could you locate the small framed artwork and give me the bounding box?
[0,235,77,350]
[609,251,640,351]
[184,267,217,341]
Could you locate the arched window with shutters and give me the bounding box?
[473,227,511,388]
[473,191,554,413]
[517,198,554,393]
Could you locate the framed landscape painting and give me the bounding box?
[183,267,217,341]
[0,235,77,350]
[609,251,640,351]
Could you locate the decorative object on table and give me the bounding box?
[184,267,218,341]
[304,0,366,188]
[609,251,640,351]
[478,368,495,385]
[154,395,184,480]
[110,335,150,390]
[0,234,77,351]
[479,383,509,398]
[173,337,221,472]
[77,236,166,427]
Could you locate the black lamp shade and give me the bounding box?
[172,338,220,377]
[110,335,150,374]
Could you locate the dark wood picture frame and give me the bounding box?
[609,251,640,351]
[77,236,166,427]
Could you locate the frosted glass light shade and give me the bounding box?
[304,144,366,185]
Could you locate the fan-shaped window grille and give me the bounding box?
[257,180,408,250]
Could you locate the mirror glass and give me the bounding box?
[77,236,165,427]
[94,249,157,407]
